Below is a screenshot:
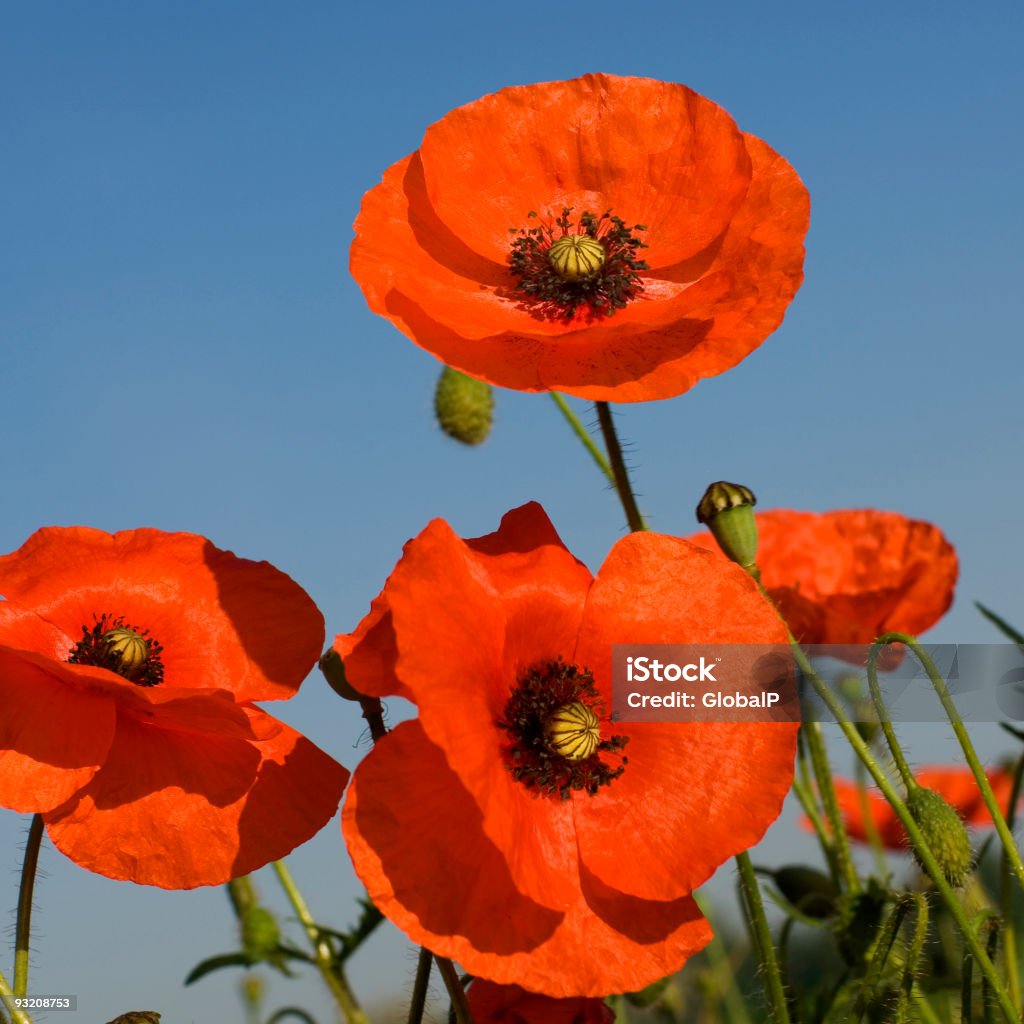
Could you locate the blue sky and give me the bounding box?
[2,1,1023,1020]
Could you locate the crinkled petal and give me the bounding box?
[0,527,324,701]
[44,700,347,888]
[343,721,710,997]
[0,647,115,813]
[572,533,795,900]
[688,510,958,643]
[418,74,752,268]
[349,506,590,906]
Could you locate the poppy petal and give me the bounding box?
[44,700,348,888]
[0,527,324,701]
[343,721,711,997]
[0,647,115,813]
[418,74,752,268]
[572,533,795,900]
[467,980,614,1024]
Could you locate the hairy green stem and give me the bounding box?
[735,851,791,1024]
[272,860,369,1024]
[594,402,647,533]
[549,393,616,486]
[865,645,919,793]
[0,971,31,1024]
[1000,753,1024,1011]
[14,816,43,998]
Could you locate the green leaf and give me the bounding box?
[976,602,1024,645]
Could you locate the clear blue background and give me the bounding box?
[2,2,1022,1020]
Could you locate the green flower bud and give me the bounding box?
[241,905,281,958]
[773,865,839,919]
[695,481,758,568]
[906,786,973,887]
[434,366,494,446]
[319,648,365,702]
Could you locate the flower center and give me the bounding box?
[507,208,648,321]
[68,614,165,687]
[498,660,628,800]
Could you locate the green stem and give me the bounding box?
[783,637,1017,1021]
[802,722,859,893]
[893,894,929,1023]
[854,759,889,876]
[272,860,369,1024]
[695,893,754,1024]
[0,970,32,1024]
[791,772,840,883]
[735,851,791,1024]
[1000,753,1024,1012]
[852,897,907,1023]
[594,402,647,533]
[549,393,615,486]
[865,646,919,793]
[407,948,432,1024]
[434,957,473,1024]
[14,816,43,998]
[876,632,1024,893]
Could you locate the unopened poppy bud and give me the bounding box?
[103,626,149,675]
[548,234,606,280]
[319,648,364,702]
[906,786,973,887]
[241,905,281,957]
[773,865,839,919]
[434,366,494,446]
[695,481,758,569]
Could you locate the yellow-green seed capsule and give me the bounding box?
[103,626,149,675]
[695,481,759,569]
[544,702,601,761]
[547,235,605,281]
[906,786,973,887]
[434,366,494,446]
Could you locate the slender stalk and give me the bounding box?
[272,860,369,1024]
[549,393,616,486]
[802,722,859,892]
[999,753,1024,1011]
[407,947,432,1024]
[14,816,44,998]
[851,897,907,1023]
[735,851,791,1024]
[854,759,889,876]
[893,894,929,1023]
[695,894,754,1024]
[876,632,1024,892]
[0,970,31,1024]
[865,646,918,793]
[594,402,647,532]
[434,956,473,1024]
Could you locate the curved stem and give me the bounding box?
[272,860,369,1024]
[999,753,1024,1011]
[735,851,791,1024]
[14,816,44,998]
[549,393,615,486]
[876,632,1024,893]
[594,402,647,532]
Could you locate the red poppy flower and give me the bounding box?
[336,503,797,995]
[0,527,349,889]
[687,510,958,644]
[467,980,613,1024]
[830,767,1017,848]
[350,74,809,403]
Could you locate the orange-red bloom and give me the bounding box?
[831,767,1017,848]
[351,74,809,403]
[687,510,958,644]
[468,980,613,1024]
[337,503,797,995]
[0,527,349,889]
